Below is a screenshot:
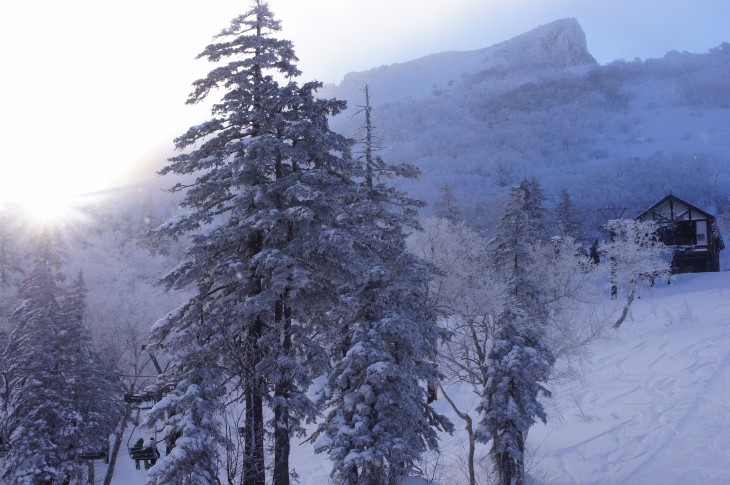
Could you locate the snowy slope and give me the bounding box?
[318,19,730,238]
[428,272,730,485]
[101,272,730,484]
[530,272,730,484]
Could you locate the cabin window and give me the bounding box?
[696,220,708,244]
[660,221,695,246]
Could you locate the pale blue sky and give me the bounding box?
[0,0,727,209]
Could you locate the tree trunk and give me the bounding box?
[272,390,290,485]
[273,300,291,485]
[243,318,265,485]
[493,383,525,485]
[243,375,265,485]
[103,402,131,485]
[613,284,636,329]
[493,427,524,485]
[438,383,476,485]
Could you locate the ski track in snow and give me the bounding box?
[101,273,730,484]
[536,273,730,484]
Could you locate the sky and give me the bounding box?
[0,0,728,213]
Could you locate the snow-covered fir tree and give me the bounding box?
[314,88,451,485]
[58,271,124,461]
[433,183,463,222]
[0,325,8,453]
[1,233,119,484]
[554,188,582,240]
[148,2,308,479]
[477,178,555,485]
[147,300,227,484]
[1,232,76,483]
[0,210,23,289]
[147,3,410,484]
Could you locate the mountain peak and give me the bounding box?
[326,18,596,107]
[491,18,597,68]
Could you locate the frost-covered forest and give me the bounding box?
[0,1,728,484]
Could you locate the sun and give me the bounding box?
[0,174,84,226]
[17,192,78,224]
[0,158,105,226]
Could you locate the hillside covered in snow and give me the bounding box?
[101,272,730,484]
[321,18,730,240]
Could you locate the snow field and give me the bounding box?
[531,272,730,484]
[105,273,730,484]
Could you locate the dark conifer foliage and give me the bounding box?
[434,183,463,222]
[477,178,555,485]
[314,87,451,485]
[0,212,23,288]
[554,188,583,240]
[1,233,121,483]
[149,2,363,484]
[150,3,450,484]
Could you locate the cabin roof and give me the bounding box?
[637,194,716,223]
[637,194,724,251]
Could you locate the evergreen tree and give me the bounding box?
[151,6,450,484]
[149,2,366,484]
[314,88,451,485]
[0,326,9,452]
[554,188,582,240]
[1,236,121,484]
[147,302,227,484]
[433,183,462,222]
[477,178,555,485]
[491,177,547,314]
[59,272,123,459]
[0,210,23,288]
[1,233,81,483]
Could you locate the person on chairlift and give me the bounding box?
[143,437,161,470]
[132,438,144,470]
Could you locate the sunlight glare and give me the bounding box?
[0,167,87,226]
[18,193,77,224]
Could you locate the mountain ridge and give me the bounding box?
[322,18,596,107]
[319,21,730,250]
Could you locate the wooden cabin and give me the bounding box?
[637,194,724,273]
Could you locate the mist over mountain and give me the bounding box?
[321,18,730,239]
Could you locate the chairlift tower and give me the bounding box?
[598,207,627,226]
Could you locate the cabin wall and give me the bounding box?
[637,195,723,273]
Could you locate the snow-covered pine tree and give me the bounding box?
[477,177,555,485]
[58,271,123,461]
[554,188,582,240]
[478,306,553,485]
[314,88,451,485]
[0,324,8,452]
[146,301,228,484]
[148,2,366,484]
[0,233,82,483]
[433,183,463,222]
[0,210,23,288]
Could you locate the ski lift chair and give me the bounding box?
[78,448,109,464]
